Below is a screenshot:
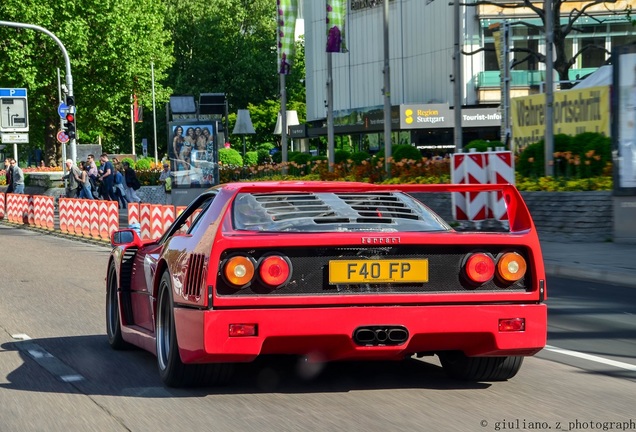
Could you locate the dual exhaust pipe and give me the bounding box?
[353,326,409,346]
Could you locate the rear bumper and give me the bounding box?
[174,304,547,364]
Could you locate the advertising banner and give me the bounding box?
[277,0,298,74]
[612,46,636,193]
[510,85,610,152]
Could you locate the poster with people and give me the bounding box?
[169,122,217,187]
[617,52,636,189]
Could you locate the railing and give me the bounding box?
[475,68,599,89]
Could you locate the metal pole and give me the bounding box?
[453,0,463,153]
[151,62,158,164]
[58,68,67,181]
[130,95,136,156]
[383,0,392,177]
[544,0,554,176]
[280,73,288,172]
[327,53,335,172]
[501,21,511,149]
[0,21,76,162]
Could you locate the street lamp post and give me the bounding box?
[233,109,256,160]
[544,0,555,177]
[0,20,76,162]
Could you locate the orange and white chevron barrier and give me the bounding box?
[6,194,30,224]
[33,195,54,230]
[162,205,175,233]
[90,200,100,239]
[2,194,183,243]
[127,203,140,226]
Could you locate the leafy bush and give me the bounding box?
[350,151,371,165]
[392,144,422,162]
[334,149,351,164]
[219,148,243,166]
[121,157,136,169]
[291,152,312,165]
[289,152,313,176]
[517,132,610,179]
[257,149,273,164]
[464,139,505,152]
[135,158,152,170]
[244,151,259,166]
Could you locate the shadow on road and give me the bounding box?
[1,334,491,397]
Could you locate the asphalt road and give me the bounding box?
[0,225,634,432]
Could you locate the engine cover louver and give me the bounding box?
[184,253,206,298]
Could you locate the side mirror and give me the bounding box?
[111,229,141,247]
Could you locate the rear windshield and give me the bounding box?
[232,192,451,233]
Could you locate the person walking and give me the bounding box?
[78,161,94,200]
[158,162,172,204]
[113,164,129,209]
[123,161,142,204]
[3,158,13,194]
[10,159,25,194]
[63,159,82,198]
[98,153,116,201]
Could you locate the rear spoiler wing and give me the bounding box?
[224,182,534,234]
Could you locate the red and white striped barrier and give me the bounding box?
[487,151,515,221]
[0,193,5,220]
[452,152,488,221]
[452,150,514,222]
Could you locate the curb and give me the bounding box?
[544,263,636,289]
[0,220,112,249]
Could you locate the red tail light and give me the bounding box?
[499,318,525,332]
[258,255,291,288]
[464,253,495,284]
[229,324,257,337]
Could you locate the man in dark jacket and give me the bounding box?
[123,161,142,203]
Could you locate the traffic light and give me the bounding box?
[64,95,76,139]
[64,112,76,139]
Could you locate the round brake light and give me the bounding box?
[465,253,495,284]
[258,255,291,288]
[223,256,255,287]
[497,252,527,282]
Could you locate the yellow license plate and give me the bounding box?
[329,259,429,284]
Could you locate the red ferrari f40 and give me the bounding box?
[106,181,546,387]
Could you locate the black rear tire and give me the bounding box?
[156,272,233,387]
[106,261,129,350]
[439,352,524,381]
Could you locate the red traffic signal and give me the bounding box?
[64,111,76,139]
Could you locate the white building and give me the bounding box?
[302,0,633,153]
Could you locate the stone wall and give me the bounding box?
[410,191,613,243]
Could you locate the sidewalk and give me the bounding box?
[541,240,636,288]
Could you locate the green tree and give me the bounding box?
[164,0,279,111]
[0,0,174,165]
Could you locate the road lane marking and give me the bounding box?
[11,334,86,383]
[545,344,636,371]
